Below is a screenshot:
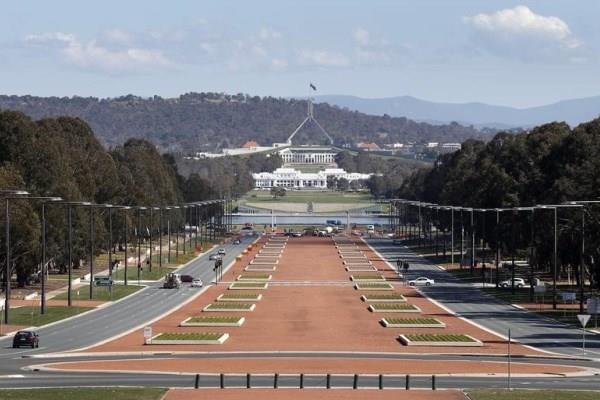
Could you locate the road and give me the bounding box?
[2,235,600,391]
[366,238,600,358]
[0,235,257,358]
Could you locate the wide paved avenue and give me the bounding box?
[367,238,600,358]
[0,236,255,359]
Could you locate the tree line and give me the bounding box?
[0,110,266,288]
[396,118,600,290]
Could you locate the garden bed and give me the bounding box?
[368,303,421,313]
[360,293,406,302]
[236,274,272,281]
[229,282,269,290]
[149,332,229,345]
[250,259,279,265]
[399,333,482,347]
[203,302,256,312]
[354,283,394,291]
[244,265,276,272]
[381,317,445,328]
[346,266,378,271]
[180,316,245,327]
[217,293,262,301]
[350,274,386,282]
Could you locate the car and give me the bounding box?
[208,253,221,261]
[191,278,203,288]
[180,274,194,283]
[233,239,241,245]
[292,231,302,237]
[13,330,39,348]
[500,278,525,288]
[408,277,435,286]
[241,226,253,231]
[217,248,226,256]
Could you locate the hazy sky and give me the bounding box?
[1,0,599,107]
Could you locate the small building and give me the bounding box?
[242,140,259,149]
[357,142,380,152]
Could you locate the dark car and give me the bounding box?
[180,274,194,283]
[13,330,39,348]
[233,239,241,245]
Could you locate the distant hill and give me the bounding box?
[315,94,600,128]
[0,93,490,152]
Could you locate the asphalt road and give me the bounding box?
[366,238,600,359]
[0,234,257,358]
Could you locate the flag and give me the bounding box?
[309,83,317,91]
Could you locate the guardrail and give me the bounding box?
[191,373,438,390]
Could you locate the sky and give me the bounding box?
[1,0,599,108]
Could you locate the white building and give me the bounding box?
[278,147,337,165]
[253,168,371,189]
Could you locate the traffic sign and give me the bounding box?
[144,325,153,339]
[578,314,591,328]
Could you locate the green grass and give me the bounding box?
[467,390,600,400]
[187,316,242,324]
[6,306,93,327]
[405,333,476,342]
[205,302,254,310]
[111,266,172,281]
[356,283,393,289]
[242,190,373,204]
[54,285,141,301]
[370,303,418,310]
[384,317,442,325]
[237,274,270,280]
[219,293,261,300]
[231,282,267,288]
[352,274,385,280]
[154,332,225,341]
[0,388,167,400]
[363,294,406,300]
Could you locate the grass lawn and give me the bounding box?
[7,306,93,327]
[0,388,166,400]
[187,316,242,324]
[155,332,224,340]
[384,317,441,325]
[370,303,418,310]
[243,190,373,204]
[363,294,406,300]
[54,285,142,302]
[405,333,475,342]
[206,302,254,310]
[467,390,600,400]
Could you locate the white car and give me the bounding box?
[408,277,435,286]
[191,278,203,288]
[500,278,525,288]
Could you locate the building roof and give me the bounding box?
[242,140,259,148]
[358,142,380,150]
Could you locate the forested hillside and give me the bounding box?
[0,93,489,152]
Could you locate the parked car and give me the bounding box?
[500,278,526,288]
[180,274,194,283]
[408,277,435,286]
[217,248,226,256]
[191,278,203,288]
[208,253,221,261]
[292,231,303,237]
[233,238,241,245]
[13,331,39,348]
